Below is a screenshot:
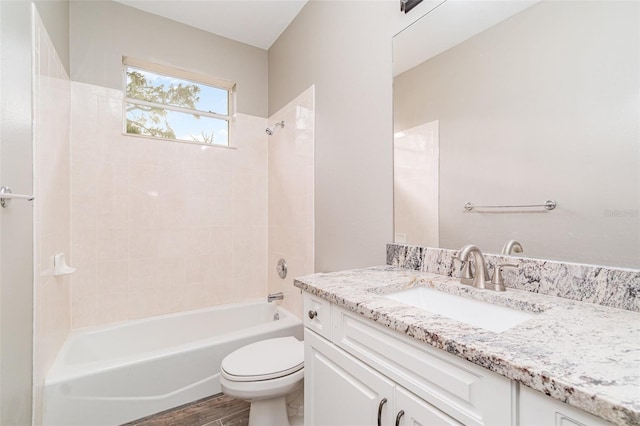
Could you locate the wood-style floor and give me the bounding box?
[122,393,250,426]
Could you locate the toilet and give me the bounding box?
[220,336,304,426]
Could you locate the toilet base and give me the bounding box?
[248,396,290,426]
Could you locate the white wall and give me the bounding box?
[394,1,640,267]
[0,1,34,424]
[268,0,396,272]
[33,0,69,74]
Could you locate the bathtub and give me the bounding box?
[42,301,303,426]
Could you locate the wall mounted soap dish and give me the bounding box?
[53,253,76,277]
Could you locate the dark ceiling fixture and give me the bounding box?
[401,0,423,14]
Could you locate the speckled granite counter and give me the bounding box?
[294,266,640,426]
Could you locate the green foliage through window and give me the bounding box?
[124,64,231,145]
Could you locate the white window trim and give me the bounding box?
[122,56,236,147]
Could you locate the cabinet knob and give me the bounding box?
[395,410,405,426]
[377,398,387,426]
[308,310,318,319]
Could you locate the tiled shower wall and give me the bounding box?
[32,8,71,424]
[267,86,315,318]
[70,82,268,328]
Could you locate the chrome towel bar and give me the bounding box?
[0,186,35,208]
[464,200,556,211]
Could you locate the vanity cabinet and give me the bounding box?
[305,330,462,426]
[302,291,618,426]
[303,293,513,425]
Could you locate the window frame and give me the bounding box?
[122,56,236,147]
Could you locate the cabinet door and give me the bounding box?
[519,386,613,426]
[395,387,463,426]
[304,329,395,426]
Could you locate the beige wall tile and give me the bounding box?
[267,87,315,319]
[32,9,72,423]
[70,83,269,327]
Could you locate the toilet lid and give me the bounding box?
[221,337,304,382]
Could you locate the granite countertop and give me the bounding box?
[294,266,640,426]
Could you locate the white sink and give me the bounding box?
[384,287,536,333]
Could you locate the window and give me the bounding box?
[123,57,235,146]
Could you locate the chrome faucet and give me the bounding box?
[457,244,490,289]
[267,292,284,302]
[501,240,523,255]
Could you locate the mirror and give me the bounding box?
[393,0,639,268]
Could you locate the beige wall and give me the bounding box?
[267,86,315,318]
[70,81,268,327]
[32,9,72,424]
[268,0,395,272]
[394,1,640,267]
[69,0,268,117]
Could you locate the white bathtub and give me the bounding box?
[43,301,303,426]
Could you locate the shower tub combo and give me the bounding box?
[43,301,302,426]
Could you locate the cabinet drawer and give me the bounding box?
[303,293,331,339]
[332,306,513,426]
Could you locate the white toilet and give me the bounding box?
[220,336,304,426]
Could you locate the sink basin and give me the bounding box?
[384,287,536,333]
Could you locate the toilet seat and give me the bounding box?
[221,337,304,382]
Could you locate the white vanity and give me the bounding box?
[295,263,639,426]
[304,293,512,425]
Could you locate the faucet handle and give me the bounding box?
[460,260,474,285]
[491,263,518,291]
[455,248,474,285]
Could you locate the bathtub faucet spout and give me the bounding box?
[267,292,284,302]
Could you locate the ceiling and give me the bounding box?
[393,0,538,76]
[114,0,309,50]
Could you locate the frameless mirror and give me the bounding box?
[393,0,639,268]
